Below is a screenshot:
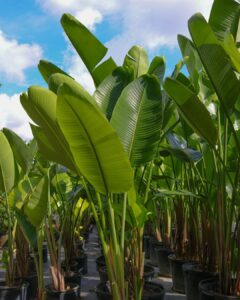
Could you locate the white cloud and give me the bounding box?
[64,48,95,94]
[106,0,214,64]
[38,0,114,30]
[0,31,42,83]
[74,8,102,30]
[39,0,214,87]
[0,93,32,140]
[38,0,119,16]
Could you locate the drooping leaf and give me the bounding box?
[30,125,75,172]
[209,0,240,41]
[177,34,202,90]
[24,175,49,228]
[57,82,134,194]
[9,178,32,209]
[3,128,32,174]
[38,60,70,84]
[20,89,76,171]
[188,13,240,111]
[161,133,203,163]
[93,67,132,119]
[0,131,15,194]
[15,209,37,248]
[163,77,217,146]
[123,46,149,79]
[48,73,83,94]
[148,56,166,84]
[111,74,162,166]
[127,186,149,228]
[61,13,116,86]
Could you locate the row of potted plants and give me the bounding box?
[1,0,240,299]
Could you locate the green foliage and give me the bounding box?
[61,13,116,86]
[111,74,163,166]
[57,82,134,194]
[0,131,15,194]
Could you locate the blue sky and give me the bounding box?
[0,0,213,139]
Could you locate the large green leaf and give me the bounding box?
[38,60,70,85]
[93,67,132,119]
[61,13,116,86]
[48,73,82,94]
[0,131,15,194]
[188,13,240,111]
[57,82,134,194]
[3,128,32,174]
[123,46,149,79]
[20,88,76,171]
[148,56,166,84]
[23,175,49,228]
[15,209,37,248]
[163,77,217,146]
[209,0,240,41]
[177,35,202,90]
[111,74,162,166]
[223,32,240,72]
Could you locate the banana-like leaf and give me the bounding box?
[223,32,240,72]
[30,125,73,170]
[20,89,76,172]
[188,13,240,111]
[127,186,149,228]
[93,67,132,120]
[161,133,202,163]
[23,175,49,228]
[38,60,70,84]
[148,56,166,84]
[3,128,33,174]
[163,77,217,146]
[209,0,240,41]
[123,46,149,79]
[48,73,82,95]
[111,74,162,166]
[57,82,134,194]
[0,131,15,194]
[8,178,32,209]
[177,35,202,90]
[61,14,116,86]
[15,209,37,248]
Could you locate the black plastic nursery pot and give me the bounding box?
[95,281,165,300]
[62,260,79,273]
[64,271,82,288]
[168,254,187,294]
[75,252,88,274]
[21,273,38,300]
[0,281,29,300]
[142,282,165,300]
[143,265,155,281]
[96,255,106,271]
[199,278,217,300]
[98,265,155,283]
[183,262,217,300]
[155,247,174,277]
[98,266,108,283]
[199,278,240,300]
[143,235,151,259]
[149,237,163,266]
[42,242,48,263]
[45,283,80,300]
